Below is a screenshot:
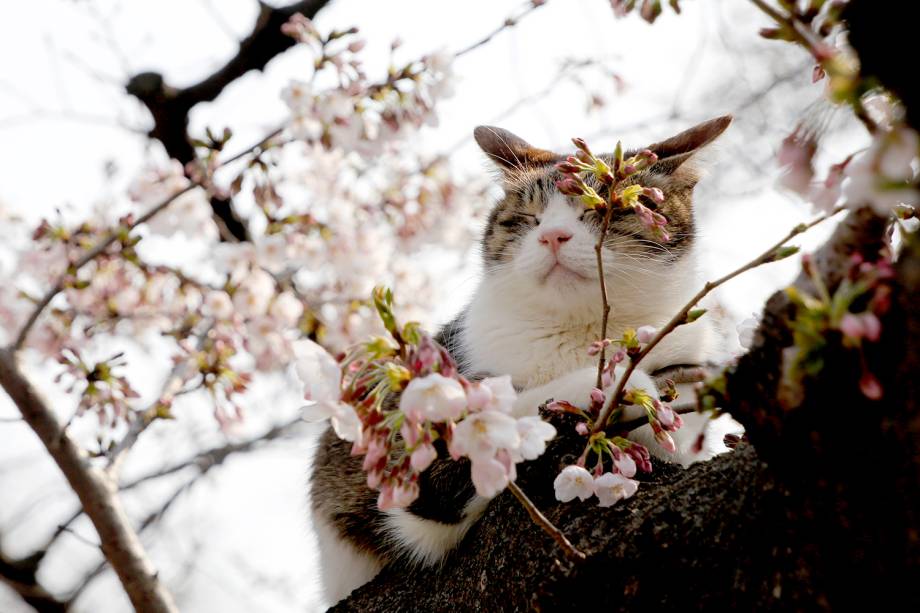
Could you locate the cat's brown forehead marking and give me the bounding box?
[481,161,696,266]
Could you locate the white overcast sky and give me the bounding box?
[0,1,866,611]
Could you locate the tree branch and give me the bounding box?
[11,127,281,352]
[591,204,846,435]
[0,545,68,613]
[125,1,331,242]
[0,349,178,613]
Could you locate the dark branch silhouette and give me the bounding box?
[125,0,332,241]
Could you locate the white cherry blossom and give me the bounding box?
[399,373,467,422]
[593,472,639,507]
[553,465,594,502]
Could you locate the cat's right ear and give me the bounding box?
[473,126,559,177]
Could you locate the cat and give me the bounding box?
[309,115,741,605]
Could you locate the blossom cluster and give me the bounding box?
[784,252,894,402]
[295,287,556,510]
[550,324,683,507]
[778,120,919,217]
[555,137,668,241]
[280,15,453,157]
[0,13,485,436]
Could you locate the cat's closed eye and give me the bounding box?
[498,213,539,228]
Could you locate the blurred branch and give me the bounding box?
[0,545,67,613]
[125,0,331,242]
[68,416,304,600]
[120,415,304,491]
[452,0,551,58]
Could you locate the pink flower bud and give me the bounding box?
[859,371,883,400]
[555,161,583,175]
[839,313,865,339]
[636,325,657,344]
[656,403,676,429]
[410,443,437,472]
[572,137,592,156]
[642,187,665,203]
[585,387,603,404]
[656,431,677,453]
[400,421,421,447]
[575,422,589,436]
[860,313,881,342]
[556,178,586,196]
[638,149,658,165]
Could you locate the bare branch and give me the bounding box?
[452,0,552,58]
[0,544,68,613]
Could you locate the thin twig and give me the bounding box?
[594,208,615,389]
[748,0,878,135]
[590,204,846,435]
[453,0,551,58]
[507,481,586,561]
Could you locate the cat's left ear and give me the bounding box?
[474,126,559,176]
[646,115,732,178]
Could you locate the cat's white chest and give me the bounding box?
[468,318,597,388]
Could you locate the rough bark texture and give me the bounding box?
[125,0,331,241]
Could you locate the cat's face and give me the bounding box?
[474,117,730,308]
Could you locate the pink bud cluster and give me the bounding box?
[554,137,670,242]
[788,252,894,403]
[295,288,556,510]
[54,349,139,427]
[609,0,682,24]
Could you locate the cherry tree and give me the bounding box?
[1,0,916,611]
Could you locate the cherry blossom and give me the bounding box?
[400,373,467,422]
[554,465,595,502]
[450,410,520,461]
[593,472,639,507]
[470,455,513,499]
[294,339,362,442]
[514,416,557,461]
[843,126,919,216]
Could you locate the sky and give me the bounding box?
[0,1,867,611]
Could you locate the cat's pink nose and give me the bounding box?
[538,228,573,254]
